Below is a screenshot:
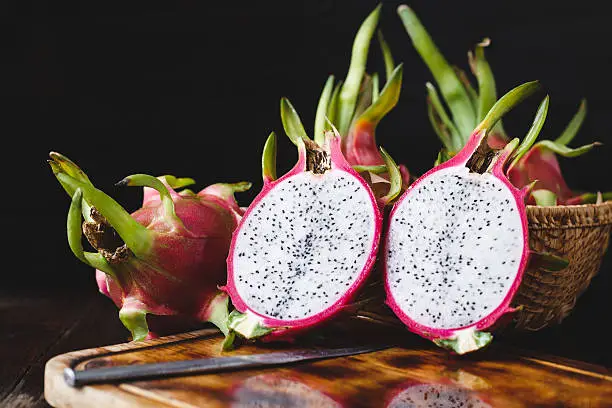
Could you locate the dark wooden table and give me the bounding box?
[0,287,126,407]
[1,285,609,407]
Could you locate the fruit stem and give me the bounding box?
[566,191,612,205]
[520,180,538,200]
[119,305,150,342]
[377,30,395,82]
[532,189,558,206]
[529,250,569,271]
[160,175,196,190]
[555,99,587,146]
[371,72,380,102]
[56,172,153,258]
[49,152,92,187]
[49,152,94,220]
[379,147,402,205]
[397,4,476,137]
[532,140,602,158]
[477,81,541,134]
[433,328,492,354]
[434,149,452,166]
[227,310,273,341]
[352,164,388,174]
[326,81,343,129]
[337,4,381,135]
[427,103,454,154]
[280,98,310,146]
[454,66,479,112]
[426,82,461,151]
[68,189,118,278]
[204,292,231,337]
[469,39,508,140]
[508,95,550,169]
[314,75,336,146]
[468,40,499,126]
[117,174,179,225]
[357,64,403,127]
[262,132,278,183]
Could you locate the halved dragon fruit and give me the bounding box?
[384,82,542,354]
[398,4,609,204]
[223,98,401,345]
[49,152,250,341]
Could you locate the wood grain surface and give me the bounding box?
[45,323,612,408]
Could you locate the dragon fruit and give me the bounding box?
[49,152,250,341]
[387,383,491,408]
[305,5,409,188]
[384,82,543,354]
[223,98,401,346]
[506,99,611,204]
[398,4,609,204]
[231,375,342,408]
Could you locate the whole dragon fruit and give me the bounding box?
[223,98,401,346]
[49,152,250,341]
[384,82,542,354]
[397,4,609,204]
[506,99,611,204]
[305,5,409,188]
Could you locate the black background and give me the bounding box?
[3,1,611,364]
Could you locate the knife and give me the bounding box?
[64,343,392,387]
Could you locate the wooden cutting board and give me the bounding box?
[44,326,611,407]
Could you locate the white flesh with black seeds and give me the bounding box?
[388,384,491,408]
[387,166,524,329]
[232,170,376,321]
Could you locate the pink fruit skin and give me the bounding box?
[343,121,384,166]
[507,147,573,204]
[224,135,383,339]
[384,130,531,341]
[96,183,243,337]
[343,121,411,186]
[487,132,508,150]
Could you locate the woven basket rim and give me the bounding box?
[526,200,612,229]
[526,200,612,211]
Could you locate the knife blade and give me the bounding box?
[64,343,393,387]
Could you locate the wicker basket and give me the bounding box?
[512,201,612,330]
